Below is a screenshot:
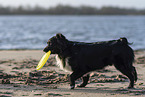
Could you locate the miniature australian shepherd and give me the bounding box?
[43,33,137,89]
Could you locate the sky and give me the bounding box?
[0,0,145,9]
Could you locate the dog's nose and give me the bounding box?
[43,48,48,52]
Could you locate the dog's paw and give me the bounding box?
[128,86,134,89]
[70,86,75,89]
[77,84,86,88]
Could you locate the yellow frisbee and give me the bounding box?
[36,50,51,70]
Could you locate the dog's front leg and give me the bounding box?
[77,74,90,87]
[69,71,85,89]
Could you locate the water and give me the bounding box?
[0,15,145,50]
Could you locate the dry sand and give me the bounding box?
[0,50,145,97]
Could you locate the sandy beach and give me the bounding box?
[0,50,145,97]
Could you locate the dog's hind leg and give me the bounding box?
[114,55,136,88]
[133,66,137,82]
[77,74,90,87]
[114,63,135,89]
[69,70,86,89]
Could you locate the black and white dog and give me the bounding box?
[43,33,137,89]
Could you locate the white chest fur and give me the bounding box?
[55,55,73,73]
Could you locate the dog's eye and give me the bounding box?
[47,42,52,46]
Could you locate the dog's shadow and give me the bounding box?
[55,86,145,96]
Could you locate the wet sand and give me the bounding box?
[0,50,145,97]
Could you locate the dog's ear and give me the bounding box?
[56,33,67,48]
[56,33,66,40]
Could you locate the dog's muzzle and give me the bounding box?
[43,47,49,52]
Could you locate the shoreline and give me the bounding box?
[0,48,145,51]
[0,50,145,96]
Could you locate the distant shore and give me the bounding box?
[0,4,145,15]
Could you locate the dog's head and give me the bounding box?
[43,33,68,54]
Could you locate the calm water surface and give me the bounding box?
[0,15,145,50]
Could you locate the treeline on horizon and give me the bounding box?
[0,4,145,15]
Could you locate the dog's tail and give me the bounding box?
[119,37,133,45]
